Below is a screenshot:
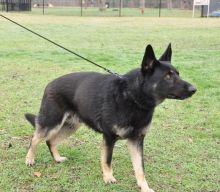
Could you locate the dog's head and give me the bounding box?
[140,44,196,103]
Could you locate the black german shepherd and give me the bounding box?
[25,44,196,192]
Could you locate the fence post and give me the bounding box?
[159,0,162,17]
[119,0,122,17]
[6,0,8,12]
[80,0,82,16]
[43,0,44,15]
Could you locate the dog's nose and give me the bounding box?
[188,85,197,94]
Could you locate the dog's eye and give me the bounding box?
[165,71,173,80]
[165,74,171,79]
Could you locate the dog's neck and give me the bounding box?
[125,88,156,110]
[122,74,156,110]
[125,90,151,110]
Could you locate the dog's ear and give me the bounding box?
[159,43,172,62]
[141,45,156,75]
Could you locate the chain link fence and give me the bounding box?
[1,0,205,17]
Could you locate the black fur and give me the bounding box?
[25,113,36,128]
[25,44,196,189]
[46,140,54,158]
[25,43,196,145]
[103,135,117,166]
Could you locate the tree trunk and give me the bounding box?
[99,0,106,11]
[167,0,172,9]
[140,0,145,9]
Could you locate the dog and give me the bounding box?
[25,44,196,192]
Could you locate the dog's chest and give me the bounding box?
[112,124,150,138]
[110,108,154,138]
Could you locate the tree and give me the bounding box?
[167,0,172,9]
[140,0,145,14]
[99,0,106,11]
[140,0,145,9]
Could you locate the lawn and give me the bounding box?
[0,13,220,192]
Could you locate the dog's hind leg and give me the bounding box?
[46,127,74,163]
[127,136,154,192]
[46,140,67,163]
[101,135,117,184]
[25,112,72,165]
[26,125,46,166]
[46,113,80,163]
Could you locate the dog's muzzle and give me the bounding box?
[167,84,197,100]
[188,85,197,96]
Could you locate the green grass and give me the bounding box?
[0,13,220,192]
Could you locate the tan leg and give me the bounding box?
[101,136,117,184]
[26,130,44,166]
[46,127,75,163]
[46,113,80,163]
[46,124,80,162]
[127,138,154,192]
[46,140,67,163]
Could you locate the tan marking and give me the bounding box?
[26,113,80,165]
[113,125,133,138]
[47,113,81,162]
[145,59,154,70]
[141,124,151,136]
[26,129,45,166]
[47,114,80,144]
[50,145,67,162]
[152,83,157,90]
[101,140,117,184]
[165,74,171,80]
[127,139,154,192]
[46,112,70,140]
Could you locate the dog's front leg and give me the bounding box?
[127,137,154,192]
[101,135,117,184]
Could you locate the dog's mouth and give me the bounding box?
[167,85,197,100]
[167,94,189,100]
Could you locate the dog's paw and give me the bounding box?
[103,175,117,184]
[144,188,154,192]
[140,187,155,192]
[55,156,67,163]
[25,158,35,166]
[139,182,155,192]
[140,188,154,192]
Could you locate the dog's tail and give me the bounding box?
[25,113,37,128]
